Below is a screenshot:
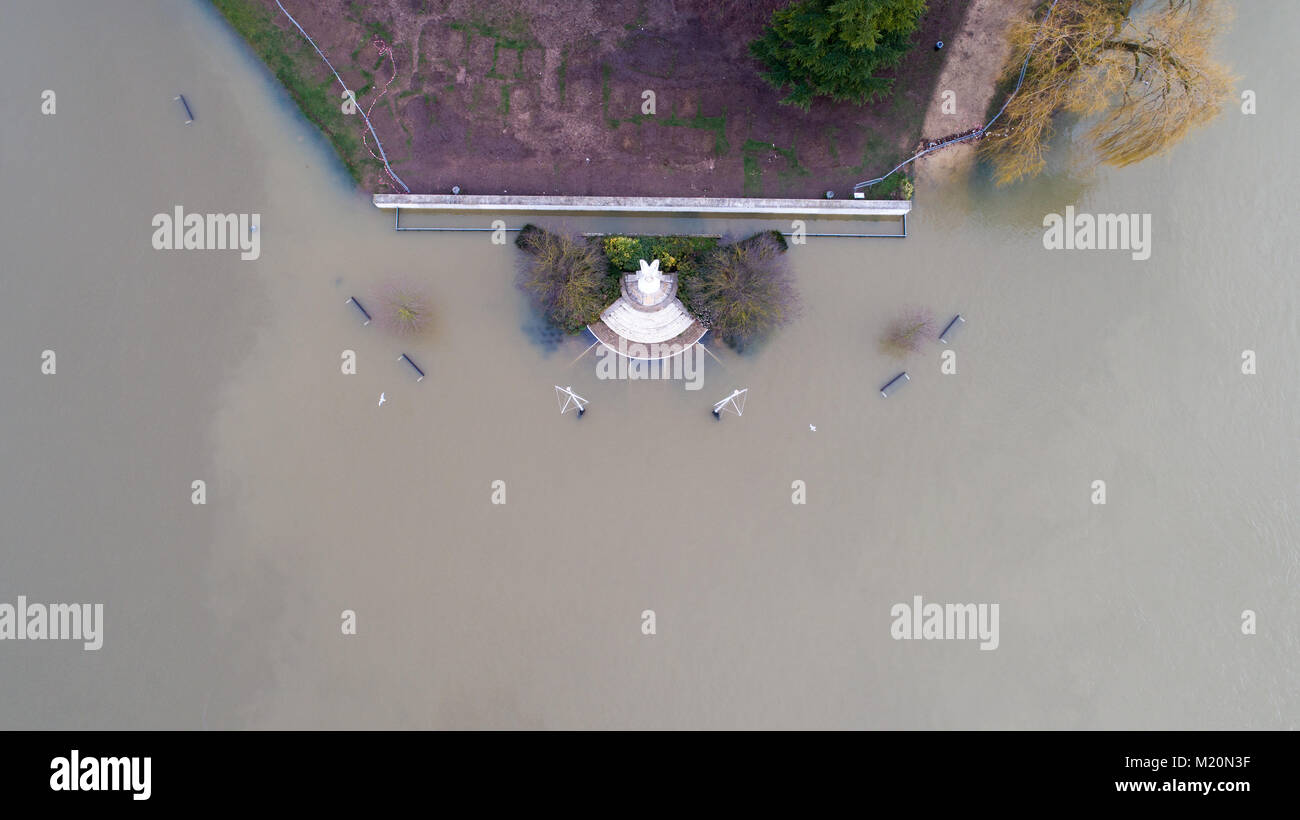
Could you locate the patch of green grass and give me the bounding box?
[861,171,914,200]
[211,0,376,185]
[775,142,809,178]
[741,139,770,194]
[450,17,539,51]
[851,133,890,176]
[623,0,648,31]
[625,101,729,156]
[743,156,762,195]
[367,20,395,44]
[743,138,808,180]
[451,14,539,104]
[350,21,395,62]
[743,138,806,194]
[691,110,729,156]
[499,84,512,116]
[601,64,618,128]
[887,91,924,136]
[824,126,841,165]
[557,48,568,105]
[494,42,531,81]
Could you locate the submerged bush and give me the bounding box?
[516,226,617,334]
[882,306,935,355]
[680,231,798,351]
[374,280,433,336]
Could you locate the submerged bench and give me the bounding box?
[880,372,909,398]
[939,314,965,344]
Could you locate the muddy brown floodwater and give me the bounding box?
[0,0,1296,729]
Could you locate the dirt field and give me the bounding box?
[226,0,971,198]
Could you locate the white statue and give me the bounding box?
[636,258,662,295]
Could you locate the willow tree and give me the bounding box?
[982,0,1234,185]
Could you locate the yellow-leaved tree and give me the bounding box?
[982,0,1235,185]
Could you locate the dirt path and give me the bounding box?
[915,0,1032,184]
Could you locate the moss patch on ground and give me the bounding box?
[212,0,383,184]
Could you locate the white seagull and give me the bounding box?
[377,392,387,407]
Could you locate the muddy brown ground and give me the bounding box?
[251,0,971,197]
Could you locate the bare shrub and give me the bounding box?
[515,225,617,335]
[374,280,432,336]
[680,231,798,351]
[882,306,936,356]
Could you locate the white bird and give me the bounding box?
[809,424,817,432]
[377,392,387,407]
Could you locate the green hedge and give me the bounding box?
[601,235,719,272]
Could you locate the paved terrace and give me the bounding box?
[588,317,708,359]
[598,297,697,346]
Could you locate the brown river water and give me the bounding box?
[0,0,1295,728]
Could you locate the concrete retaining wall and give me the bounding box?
[373,193,910,217]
